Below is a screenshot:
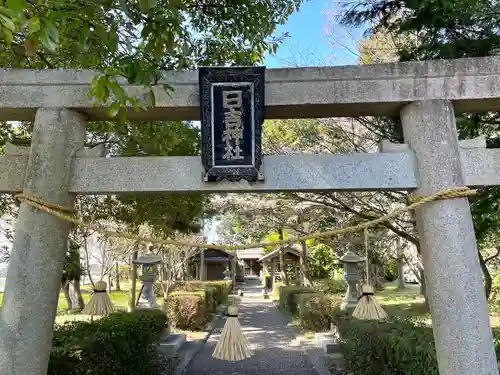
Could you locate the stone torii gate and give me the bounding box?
[0,57,499,375]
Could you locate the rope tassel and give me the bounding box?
[212,304,253,361]
[82,280,114,321]
[352,226,388,321]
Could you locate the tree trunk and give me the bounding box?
[128,249,138,312]
[108,274,112,293]
[69,280,84,311]
[278,228,288,285]
[299,240,312,287]
[83,238,95,289]
[62,281,72,310]
[412,242,430,311]
[397,258,406,288]
[418,268,430,312]
[373,265,385,290]
[115,262,121,291]
[161,280,171,313]
[396,237,406,288]
[478,249,493,300]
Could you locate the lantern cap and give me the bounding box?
[133,255,162,265]
[339,251,365,264]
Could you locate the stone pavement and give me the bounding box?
[181,279,320,375]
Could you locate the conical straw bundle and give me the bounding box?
[212,305,253,361]
[82,280,114,317]
[352,227,388,321]
[352,284,388,320]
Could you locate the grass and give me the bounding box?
[377,284,430,317]
[0,280,165,325]
[377,284,500,327]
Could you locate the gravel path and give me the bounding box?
[181,280,320,375]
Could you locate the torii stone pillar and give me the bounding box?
[0,108,86,375]
[401,100,498,375]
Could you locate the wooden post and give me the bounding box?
[278,228,288,285]
[128,248,138,312]
[200,250,205,281]
[396,237,406,289]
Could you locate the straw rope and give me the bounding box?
[14,186,475,251]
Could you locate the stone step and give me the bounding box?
[158,333,187,358]
[315,332,341,354]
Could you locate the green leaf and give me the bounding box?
[26,16,40,34]
[44,19,59,44]
[145,89,156,107]
[2,27,13,45]
[0,6,16,19]
[119,108,127,123]
[40,19,59,52]
[107,81,127,103]
[40,32,57,52]
[6,0,25,16]
[139,0,157,13]
[107,102,121,118]
[88,76,100,100]
[88,75,110,103]
[0,14,15,32]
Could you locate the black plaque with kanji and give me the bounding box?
[199,66,265,182]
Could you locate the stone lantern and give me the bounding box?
[339,251,365,309]
[133,254,162,309]
[222,266,232,281]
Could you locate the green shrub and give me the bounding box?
[173,280,232,304]
[48,310,168,375]
[155,280,232,303]
[314,278,345,294]
[298,295,340,331]
[167,291,207,330]
[278,285,315,314]
[295,292,324,316]
[272,282,283,301]
[202,280,232,304]
[327,306,500,375]
[384,260,398,282]
[195,286,217,312]
[332,313,438,375]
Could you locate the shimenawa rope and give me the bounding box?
[14,186,475,251]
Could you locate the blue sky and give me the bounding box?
[263,0,366,68]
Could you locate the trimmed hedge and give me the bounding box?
[167,291,207,330]
[48,309,168,375]
[176,280,232,304]
[195,286,217,312]
[314,278,345,294]
[157,280,232,303]
[330,312,500,375]
[335,315,438,375]
[272,282,283,301]
[156,280,232,331]
[278,285,315,314]
[297,294,340,331]
[295,292,324,316]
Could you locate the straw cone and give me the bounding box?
[212,305,253,361]
[352,284,388,320]
[82,280,114,318]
